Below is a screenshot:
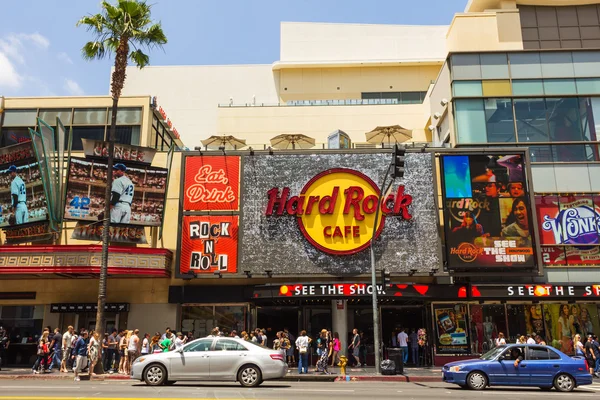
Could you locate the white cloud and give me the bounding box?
[64,78,85,96]
[21,33,50,49]
[0,52,22,88]
[57,52,73,64]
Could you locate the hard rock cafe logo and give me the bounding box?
[265,168,412,255]
[186,165,236,203]
[446,198,492,222]
[542,206,600,245]
[450,242,482,263]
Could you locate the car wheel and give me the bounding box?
[143,364,167,386]
[466,371,487,390]
[164,381,176,386]
[554,374,575,392]
[238,364,262,388]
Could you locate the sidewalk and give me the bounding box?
[0,366,442,382]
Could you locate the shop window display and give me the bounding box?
[543,304,600,355]
[433,304,470,355]
[469,304,508,353]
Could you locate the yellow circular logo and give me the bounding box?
[297,168,384,255]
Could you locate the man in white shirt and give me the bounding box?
[526,333,536,345]
[174,332,185,352]
[397,328,409,364]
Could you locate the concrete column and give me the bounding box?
[331,300,348,356]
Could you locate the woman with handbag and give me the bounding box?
[32,331,49,374]
[316,329,332,374]
[295,330,310,374]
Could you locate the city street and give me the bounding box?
[0,380,599,400]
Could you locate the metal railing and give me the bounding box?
[218,98,425,108]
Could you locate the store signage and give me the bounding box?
[152,96,180,140]
[71,222,147,244]
[433,304,470,354]
[265,168,412,255]
[440,153,537,271]
[253,284,462,299]
[183,156,240,211]
[179,215,238,275]
[506,284,600,297]
[82,139,156,165]
[4,221,53,244]
[50,303,130,313]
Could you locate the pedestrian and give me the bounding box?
[535,335,546,346]
[48,328,62,372]
[585,334,596,376]
[316,329,331,374]
[591,335,600,378]
[495,332,506,346]
[118,330,129,374]
[331,332,340,367]
[127,329,140,372]
[518,335,527,344]
[284,328,296,366]
[101,333,109,371]
[295,330,310,374]
[73,330,89,382]
[104,329,117,373]
[409,328,419,366]
[159,332,173,352]
[141,333,150,355]
[241,331,249,341]
[210,327,220,337]
[68,331,78,371]
[174,332,185,351]
[273,332,281,351]
[0,327,9,370]
[161,327,171,341]
[186,331,194,343]
[349,328,361,367]
[32,331,49,374]
[261,329,268,347]
[88,331,100,377]
[574,334,585,356]
[230,330,239,339]
[526,333,536,345]
[397,328,409,365]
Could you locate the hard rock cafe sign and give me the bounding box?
[265,168,412,255]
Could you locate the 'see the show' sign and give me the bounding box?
[265,168,413,255]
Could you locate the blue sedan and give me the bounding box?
[443,344,592,392]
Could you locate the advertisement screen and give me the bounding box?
[64,157,167,227]
[536,195,600,266]
[441,153,536,270]
[0,142,48,228]
[433,304,470,354]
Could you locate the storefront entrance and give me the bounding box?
[381,306,425,348]
[256,305,301,346]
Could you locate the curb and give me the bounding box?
[335,375,442,383]
[0,374,131,381]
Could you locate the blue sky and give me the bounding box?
[0,0,465,97]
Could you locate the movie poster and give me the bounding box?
[433,304,470,354]
[0,142,48,229]
[64,157,167,227]
[441,153,536,270]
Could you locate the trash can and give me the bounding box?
[387,348,404,374]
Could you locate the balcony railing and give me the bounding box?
[218,98,424,108]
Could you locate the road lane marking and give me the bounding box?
[272,388,354,392]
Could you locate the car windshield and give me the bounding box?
[480,346,506,360]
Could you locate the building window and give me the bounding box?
[71,126,106,150]
[39,109,73,125]
[484,98,516,143]
[115,126,141,146]
[360,92,427,104]
[73,108,108,125]
[2,109,37,127]
[514,98,549,142]
[455,99,487,144]
[108,107,142,125]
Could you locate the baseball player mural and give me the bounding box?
[110,163,134,224]
[9,165,28,225]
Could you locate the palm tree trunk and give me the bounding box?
[95,35,129,375]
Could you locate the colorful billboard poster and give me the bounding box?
[433,304,470,354]
[70,222,147,244]
[64,157,167,227]
[441,153,536,270]
[183,156,240,212]
[179,215,239,275]
[541,303,600,355]
[536,195,600,266]
[0,142,48,229]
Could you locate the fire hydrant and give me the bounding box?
[338,355,348,375]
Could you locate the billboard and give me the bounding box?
[0,142,48,229]
[440,153,537,271]
[536,195,600,266]
[433,304,470,355]
[183,155,240,212]
[64,157,167,227]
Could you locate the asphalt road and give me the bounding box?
[0,380,599,400]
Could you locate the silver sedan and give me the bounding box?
[131,336,287,387]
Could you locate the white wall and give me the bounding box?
[127,303,177,336]
[531,164,600,192]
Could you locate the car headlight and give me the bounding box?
[135,357,146,364]
[449,366,463,372]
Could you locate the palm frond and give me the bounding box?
[81,41,107,60]
[129,49,150,68]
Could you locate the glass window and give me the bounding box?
[482,80,512,97]
[214,339,247,351]
[114,126,141,146]
[579,98,600,141]
[509,53,543,79]
[38,109,72,125]
[481,53,509,79]
[0,305,44,344]
[469,304,507,353]
[548,349,561,359]
[515,98,549,142]
[453,81,483,97]
[184,339,213,352]
[529,145,554,162]
[546,97,583,141]
[484,98,516,143]
[71,126,106,151]
[528,347,549,360]
[576,78,600,94]
[552,144,588,161]
[512,80,545,96]
[2,109,37,127]
[455,99,487,143]
[401,92,422,104]
[214,306,246,335]
[543,79,577,95]
[540,52,575,78]
[181,306,214,338]
[73,108,107,125]
[573,52,600,77]
[452,54,482,80]
[108,107,143,125]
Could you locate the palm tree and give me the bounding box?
[77,0,166,369]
